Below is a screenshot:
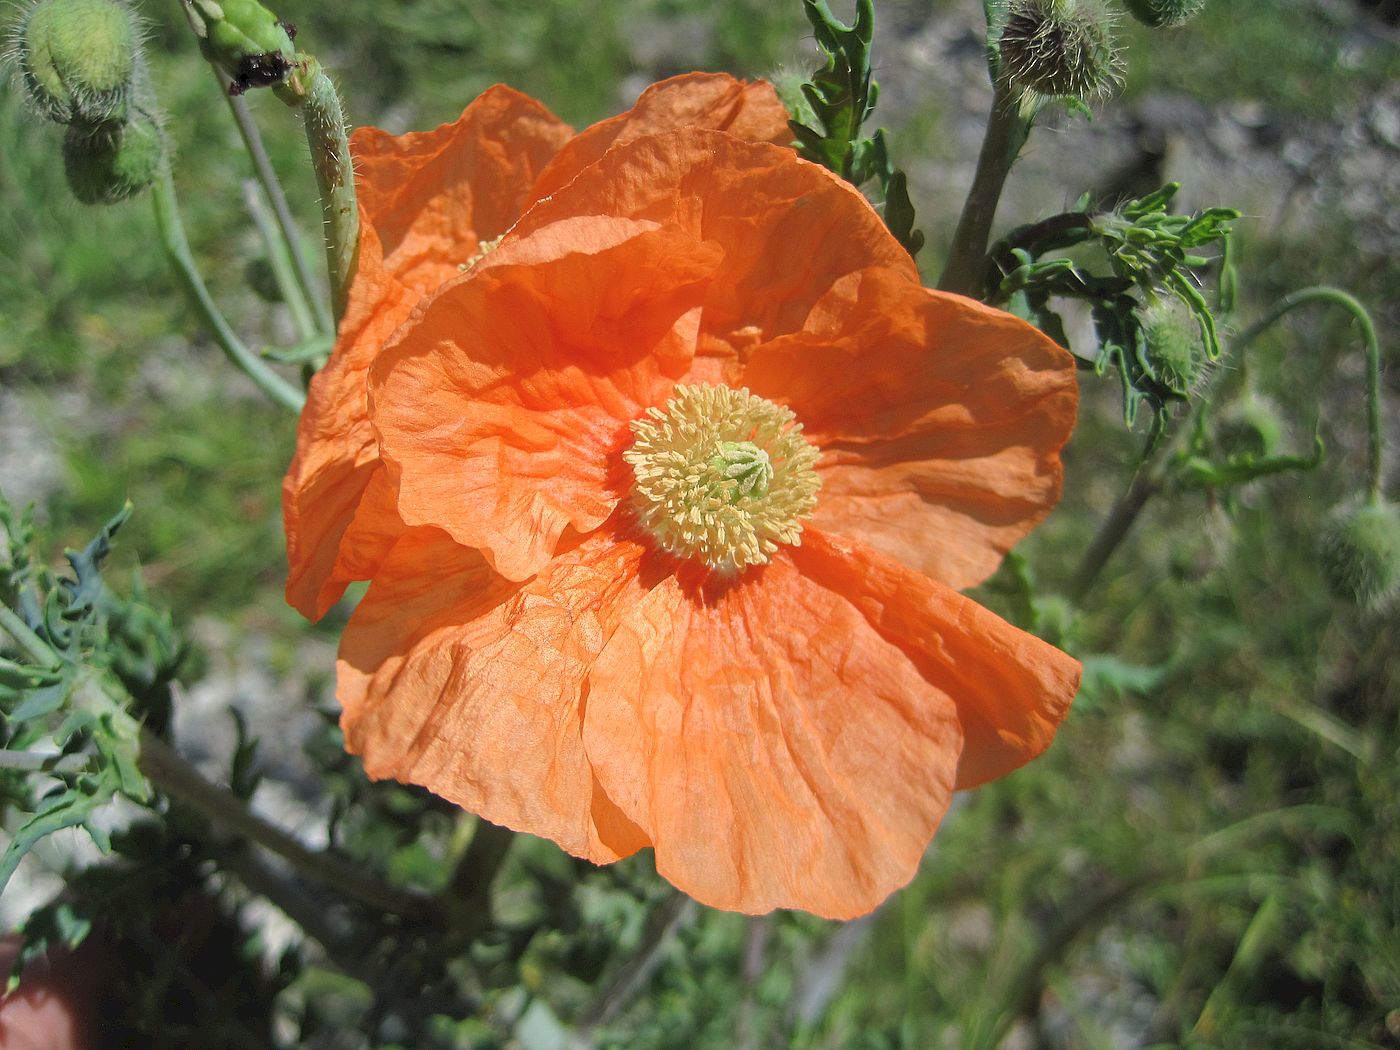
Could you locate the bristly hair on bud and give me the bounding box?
[8,0,142,125]
[1121,0,1207,29]
[1139,297,1207,400]
[62,107,164,204]
[999,0,1123,102]
[1320,499,1400,611]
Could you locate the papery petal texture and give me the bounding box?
[369,218,722,581]
[287,74,1085,919]
[338,525,650,863]
[283,221,413,620]
[741,266,1079,590]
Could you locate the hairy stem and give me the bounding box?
[295,61,358,324]
[938,80,1032,297]
[150,166,306,412]
[222,79,332,334]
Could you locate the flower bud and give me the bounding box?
[181,0,297,96]
[1121,0,1207,29]
[1320,500,1400,610]
[1139,299,1205,398]
[14,0,139,124]
[62,111,163,204]
[999,0,1121,100]
[1215,394,1284,461]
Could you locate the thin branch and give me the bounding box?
[137,728,425,917]
[150,165,306,413]
[222,80,332,334]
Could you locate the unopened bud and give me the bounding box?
[181,0,297,96]
[1140,299,1205,399]
[63,111,163,204]
[1214,395,1284,461]
[1122,0,1207,29]
[15,0,138,124]
[999,0,1121,100]
[1320,500,1400,610]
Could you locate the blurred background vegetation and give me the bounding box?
[1,0,1397,1046]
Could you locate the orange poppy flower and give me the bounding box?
[283,73,791,620]
[284,80,1081,918]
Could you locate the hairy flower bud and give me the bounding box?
[14,0,138,124]
[62,111,163,204]
[1320,500,1400,610]
[1215,394,1284,461]
[999,0,1121,100]
[1139,299,1205,398]
[1121,0,1207,29]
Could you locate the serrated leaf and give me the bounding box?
[0,783,113,895]
[8,681,71,723]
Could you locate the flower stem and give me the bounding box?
[0,603,58,667]
[150,165,306,413]
[937,80,1032,298]
[445,818,514,932]
[137,728,425,917]
[222,80,333,335]
[1229,286,1384,502]
[294,60,358,325]
[242,179,319,343]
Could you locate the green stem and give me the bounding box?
[222,80,333,334]
[294,61,358,325]
[150,166,306,412]
[445,819,515,934]
[938,79,1032,298]
[1068,286,1387,605]
[137,728,425,917]
[242,179,319,342]
[0,603,58,667]
[1229,286,1384,502]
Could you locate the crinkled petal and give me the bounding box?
[743,267,1078,590]
[337,526,649,863]
[352,85,574,294]
[283,220,414,620]
[511,130,919,366]
[581,542,965,919]
[528,73,791,202]
[790,529,1081,791]
[369,216,721,581]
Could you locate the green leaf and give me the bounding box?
[0,776,116,895]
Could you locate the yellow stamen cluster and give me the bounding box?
[625,384,821,574]
[458,234,504,272]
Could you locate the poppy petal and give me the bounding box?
[352,85,574,294]
[743,267,1078,591]
[511,130,920,365]
[338,526,649,863]
[369,217,721,581]
[528,73,791,202]
[580,547,964,919]
[790,529,1081,791]
[283,220,414,620]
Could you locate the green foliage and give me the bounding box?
[0,496,164,898]
[991,183,1237,441]
[789,0,924,256]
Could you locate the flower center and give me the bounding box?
[459,234,504,272]
[624,384,821,574]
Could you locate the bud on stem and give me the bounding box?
[14,0,139,124]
